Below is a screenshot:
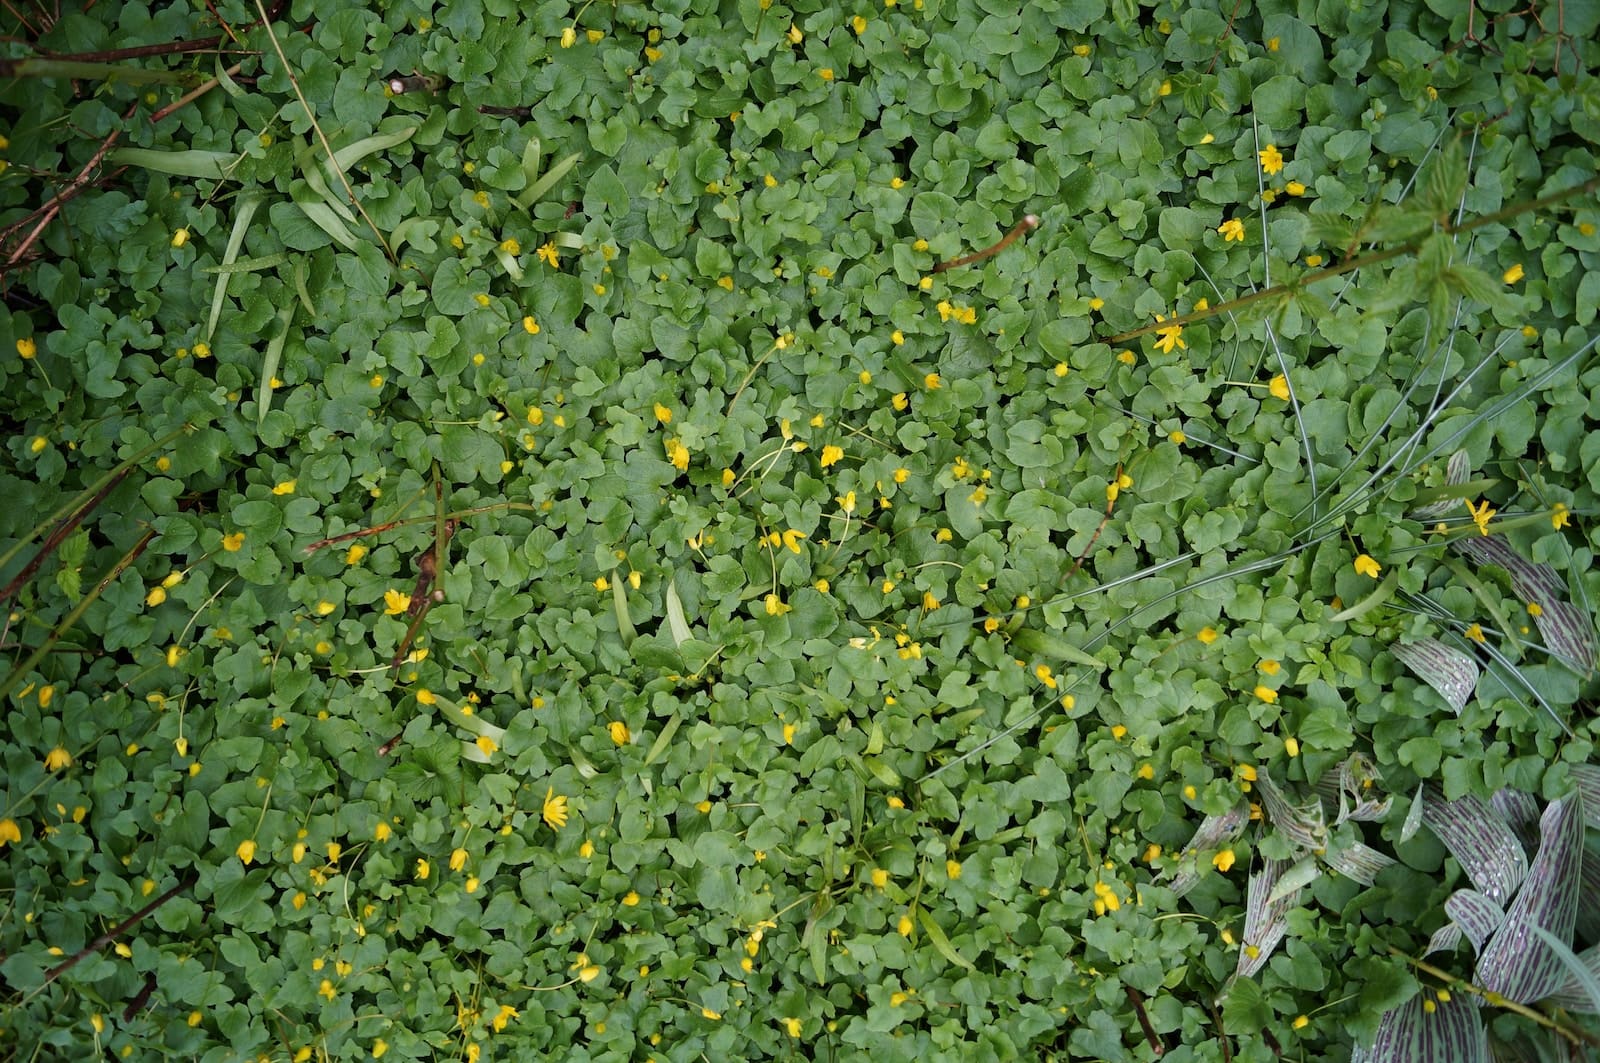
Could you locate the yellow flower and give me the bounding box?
[344,543,367,565]
[499,237,521,256]
[1465,498,1495,536]
[1285,736,1301,757]
[1353,554,1381,578]
[1153,316,1185,354]
[819,444,844,467]
[17,337,37,358]
[272,479,296,495]
[146,586,168,607]
[764,592,792,616]
[383,588,410,615]
[1292,1015,1309,1030]
[415,858,430,880]
[1528,602,1544,618]
[1551,502,1571,529]
[560,27,577,48]
[1286,180,1307,196]
[522,315,541,335]
[946,859,962,880]
[781,528,806,553]
[924,372,942,389]
[1268,374,1290,400]
[782,1016,803,1037]
[492,1004,519,1032]
[897,913,914,937]
[237,839,257,864]
[318,979,336,1001]
[701,1007,722,1021]
[1217,219,1245,242]
[1254,685,1278,704]
[1034,663,1057,689]
[375,822,392,842]
[1213,848,1237,872]
[1503,263,1524,284]
[1259,659,1280,675]
[537,242,560,268]
[622,890,640,906]
[172,228,190,248]
[0,818,21,847]
[1465,622,1485,643]
[664,437,690,472]
[1258,144,1285,175]
[653,402,672,424]
[1197,626,1219,644]
[542,787,569,830]
[44,747,71,771]
[448,847,468,873]
[475,735,498,757]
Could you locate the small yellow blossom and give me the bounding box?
[522,315,541,335]
[1258,144,1285,175]
[1286,180,1307,196]
[560,27,577,48]
[1354,554,1381,578]
[1503,263,1525,284]
[1465,498,1495,536]
[542,787,569,830]
[946,859,962,879]
[924,372,942,389]
[1528,602,1544,618]
[1254,685,1278,703]
[1197,626,1219,644]
[0,818,21,847]
[1218,219,1245,242]
[891,329,905,345]
[1259,659,1280,675]
[1153,316,1185,354]
[374,1038,390,1058]
[375,822,392,842]
[475,735,498,757]
[1110,724,1127,740]
[819,444,844,467]
[18,337,37,358]
[609,720,630,745]
[383,588,410,615]
[172,228,190,248]
[1213,849,1237,872]
[499,238,521,256]
[782,1016,803,1037]
[898,913,914,937]
[416,858,430,880]
[1285,736,1301,757]
[44,747,71,771]
[653,402,672,424]
[237,839,257,864]
[1034,663,1057,689]
[146,586,168,607]
[1269,374,1290,401]
[622,890,640,906]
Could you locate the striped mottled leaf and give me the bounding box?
[1452,534,1595,671]
[1359,993,1489,1063]
[1533,599,1597,673]
[1318,752,1392,825]
[1444,889,1506,954]
[1423,921,1463,957]
[1540,934,1600,1014]
[1391,637,1479,712]
[1167,801,1249,899]
[1489,789,1541,855]
[1257,771,1327,851]
[1571,765,1600,830]
[1236,857,1300,980]
[1420,785,1528,906]
[1325,840,1396,886]
[1401,782,1426,843]
[1475,795,1584,1003]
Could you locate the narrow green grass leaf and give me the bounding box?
[1329,566,1400,622]
[206,192,263,341]
[517,152,581,210]
[295,198,360,250]
[256,304,294,429]
[664,578,692,647]
[611,570,636,646]
[327,124,417,175]
[203,253,291,275]
[643,713,682,767]
[917,910,975,971]
[109,146,239,179]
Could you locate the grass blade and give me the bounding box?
[206,192,263,341]
[256,304,294,429]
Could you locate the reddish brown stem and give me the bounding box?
[1064,464,1123,582]
[0,467,130,606]
[42,874,194,987]
[1125,986,1164,1055]
[931,214,1039,273]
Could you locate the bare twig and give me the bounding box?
[0,467,130,606]
[931,214,1039,273]
[40,875,195,989]
[150,62,242,123]
[1,102,137,269]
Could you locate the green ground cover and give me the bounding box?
[3,0,1600,1058]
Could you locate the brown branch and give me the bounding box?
[931,214,1039,273]
[42,874,195,987]
[1125,985,1164,1056]
[0,102,138,269]
[1104,172,1600,345]
[0,467,130,606]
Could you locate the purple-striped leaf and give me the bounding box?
[1543,938,1600,1014]
[1401,782,1426,843]
[1489,789,1541,856]
[1326,840,1398,886]
[1410,452,1473,520]
[1452,535,1565,604]
[1257,771,1327,851]
[1579,843,1600,944]
[1392,637,1479,712]
[1444,889,1507,954]
[1236,857,1299,979]
[1361,992,1489,1063]
[1421,785,1528,906]
[1318,752,1393,825]
[1168,801,1249,899]
[1572,765,1600,830]
[1534,599,1596,673]
[1475,796,1585,1003]
[1423,921,1463,957]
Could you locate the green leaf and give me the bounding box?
[917,910,975,971]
